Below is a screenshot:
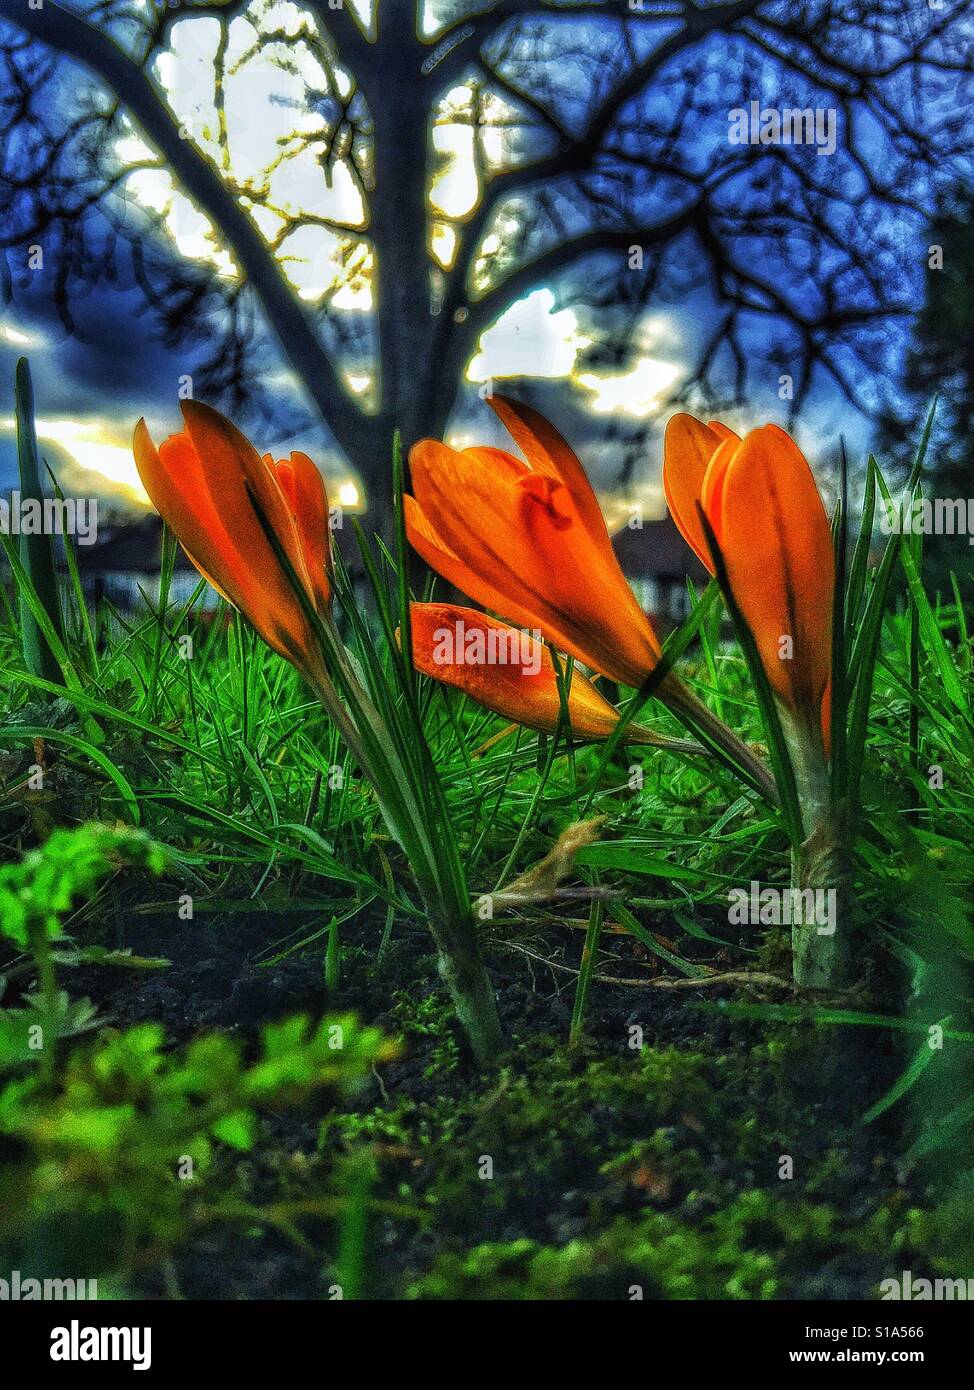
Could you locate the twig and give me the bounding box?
[503,942,790,992]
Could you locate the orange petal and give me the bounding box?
[707,420,741,443]
[820,675,832,761]
[699,435,742,551]
[718,425,834,716]
[276,451,331,613]
[135,423,235,591]
[180,402,314,602]
[135,422,273,627]
[405,494,525,620]
[459,445,528,481]
[134,409,322,676]
[409,438,659,687]
[487,394,611,553]
[662,414,724,570]
[408,603,626,740]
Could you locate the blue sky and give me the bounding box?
[1,0,956,517]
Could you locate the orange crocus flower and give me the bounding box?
[663,415,834,749]
[134,402,331,681]
[406,396,660,689]
[410,603,686,747]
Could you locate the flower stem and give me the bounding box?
[784,712,850,990]
[310,663,503,1065]
[659,675,780,806]
[423,899,503,1067]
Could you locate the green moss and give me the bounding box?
[407,1198,786,1301]
[406,1228,753,1300]
[391,991,462,1079]
[327,1027,944,1299]
[404,1176,934,1302]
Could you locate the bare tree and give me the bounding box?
[1,0,971,532]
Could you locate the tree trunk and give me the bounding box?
[358,7,457,545]
[1,1,466,550]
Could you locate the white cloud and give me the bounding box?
[576,356,680,419]
[0,323,47,349]
[467,288,590,383]
[0,414,148,504]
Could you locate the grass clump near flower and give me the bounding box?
[133,400,502,1065]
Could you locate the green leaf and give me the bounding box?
[211,1109,257,1151]
[0,724,142,824]
[862,1023,946,1125]
[14,358,65,685]
[899,536,967,714]
[576,842,703,880]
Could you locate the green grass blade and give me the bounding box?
[846,455,877,627]
[569,889,604,1045]
[830,441,849,803]
[578,579,722,814]
[46,463,98,677]
[0,724,140,823]
[14,358,65,684]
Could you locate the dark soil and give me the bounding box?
[34,894,945,1302]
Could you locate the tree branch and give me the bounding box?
[0,0,374,462]
[440,0,763,319]
[431,207,698,422]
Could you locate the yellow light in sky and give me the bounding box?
[32,418,147,504]
[107,3,687,469]
[431,222,457,269]
[118,6,605,401]
[120,12,511,319]
[3,410,372,520]
[123,5,369,306]
[0,324,40,347]
[576,358,681,418]
[431,119,479,220]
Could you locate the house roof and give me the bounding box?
[612,514,708,582]
[73,514,196,572]
[72,507,706,585]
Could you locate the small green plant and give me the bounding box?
[0,825,166,1073]
[0,823,165,955]
[0,1011,396,1284]
[393,990,462,1077]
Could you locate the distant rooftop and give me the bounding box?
[73,515,193,573]
[72,509,705,583]
[612,514,708,582]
